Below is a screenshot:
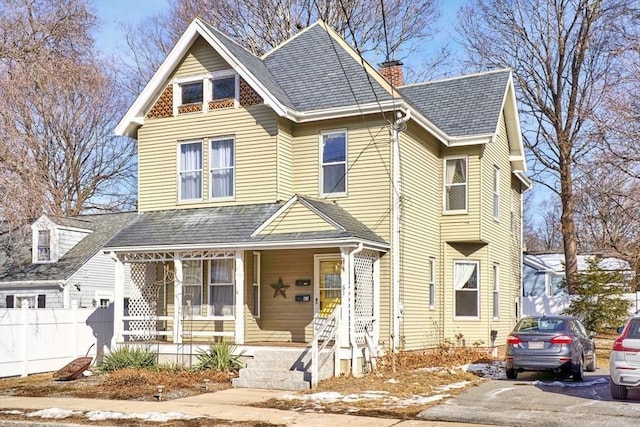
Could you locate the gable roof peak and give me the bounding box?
[261,19,326,59]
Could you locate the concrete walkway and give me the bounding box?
[0,388,488,426]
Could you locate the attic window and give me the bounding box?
[37,230,51,262]
[181,81,203,105]
[212,76,235,100]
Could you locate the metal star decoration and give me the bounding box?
[270,277,289,298]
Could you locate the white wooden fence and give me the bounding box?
[0,301,113,378]
[523,292,640,318]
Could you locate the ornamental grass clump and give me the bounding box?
[98,346,157,373]
[194,340,245,371]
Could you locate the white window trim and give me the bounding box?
[453,259,480,320]
[183,260,204,318]
[172,71,239,115]
[173,75,205,115]
[32,228,56,264]
[177,140,204,203]
[319,129,348,197]
[15,294,37,309]
[493,263,500,320]
[493,166,500,221]
[429,257,436,310]
[443,156,468,214]
[208,257,235,320]
[209,70,239,108]
[209,136,236,201]
[253,251,261,319]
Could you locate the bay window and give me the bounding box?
[444,157,467,212]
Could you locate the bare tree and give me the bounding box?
[0,0,136,267]
[119,0,441,96]
[457,0,638,293]
[524,195,563,253]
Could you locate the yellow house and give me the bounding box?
[107,18,530,389]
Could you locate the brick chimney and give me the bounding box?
[379,60,404,87]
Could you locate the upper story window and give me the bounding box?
[178,141,203,201]
[37,230,51,262]
[210,137,235,199]
[493,166,500,221]
[320,130,347,196]
[212,76,236,100]
[444,156,467,213]
[181,81,203,104]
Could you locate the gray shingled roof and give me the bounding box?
[0,212,136,283]
[104,200,387,250]
[263,25,393,111]
[399,70,510,137]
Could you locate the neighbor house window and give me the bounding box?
[37,230,51,262]
[493,166,500,220]
[182,261,202,316]
[209,258,234,317]
[429,258,436,310]
[493,263,500,319]
[454,261,479,318]
[210,137,235,199]
[181,81,203,105]
[444,157,467,212]
[178,141,202,201]
[320,130,347,195]
[212,76,236,100]
[12,295,44,309]
[253,252,261,318]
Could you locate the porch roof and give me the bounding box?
[103,200,388,252]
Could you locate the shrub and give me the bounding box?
[194,340,245,371]
[97,346,157,373]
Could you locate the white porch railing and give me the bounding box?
[310,305,341,388]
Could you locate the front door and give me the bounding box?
[314,255,342,319]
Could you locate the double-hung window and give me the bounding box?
[493,166,500,220]
[493,263,500,319]
[429,258,436,310]
[252,252,261,318]
[444,157,467,213]
[37,230,51,262]
[320,130,347,196]
[454,260,479,318]
[182,261,203,316]
[209,258,235,317]
[178,141,203,201]
[210,137,235,199]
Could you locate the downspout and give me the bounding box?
[392,109,411,352]
[349,243,364,375]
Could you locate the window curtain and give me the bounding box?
[182,261,202,316]
[180,143,202,199]
[211,139,234,198]
[446,159,466,210]
[454,262,477,290]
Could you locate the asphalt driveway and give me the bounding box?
[418,367,640,426]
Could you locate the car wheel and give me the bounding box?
[610,381,628,400]
[586,351,597,372]
[573,357,584,381]
[506,368,517,379]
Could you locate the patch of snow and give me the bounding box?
[26,408,83,419]
[435,381,471,392]
[463,361,506,379]
[534,377,608,388]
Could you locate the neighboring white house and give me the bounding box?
[0,212,135,309]
[523,253,633,297]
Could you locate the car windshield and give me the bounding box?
[515,318,565,333]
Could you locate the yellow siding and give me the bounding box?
[138,104,279,212]
[173,37,230,78]
[397,123,443,350]
[259,202,338,235]
[277,118,294,200]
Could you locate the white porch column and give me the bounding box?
[373,252,381,350]
[234,250,245,345]
[339,247,351,353]
[173,256,183,344]
[110,252,125,349]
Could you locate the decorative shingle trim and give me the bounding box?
[146,85,173,119]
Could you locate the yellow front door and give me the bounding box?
[317,257,342,318]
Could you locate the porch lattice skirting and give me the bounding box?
[353,249,376,346]
[129,263,159,340]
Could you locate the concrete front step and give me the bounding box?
[231,376,310,390]
[245,358,307,371]
[237,368,309,382]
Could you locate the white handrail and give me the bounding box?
[310,305,340,387]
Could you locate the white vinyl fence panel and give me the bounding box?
[523,293,640,318]
[0,300,113,378]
